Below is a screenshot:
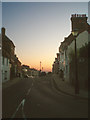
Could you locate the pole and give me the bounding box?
[74,37,79,94]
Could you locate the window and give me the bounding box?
[5,71,7,80]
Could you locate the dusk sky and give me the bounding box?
[1,1,88,72]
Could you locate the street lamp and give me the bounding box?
[72,29,79,94]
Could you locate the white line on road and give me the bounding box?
[22,99,27,120]
[11,99,26,120]
[26,88,31,96]
[10,81,34,119]
[26,81,34,96]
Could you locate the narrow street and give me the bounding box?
[2,75,88,118]
[1,2,89,120]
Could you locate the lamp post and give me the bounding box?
[72,29,79,94]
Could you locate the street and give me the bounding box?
[2,75,88,118]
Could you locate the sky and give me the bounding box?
[1,1,88,72]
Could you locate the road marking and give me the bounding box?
[26,88,31,96]
[11,99,27,120]
[10,81,34,119]
[21,99,27,120]
[26,81,34,96]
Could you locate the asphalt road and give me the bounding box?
[2,75,88,118]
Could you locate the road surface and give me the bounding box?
[2,75,88,118]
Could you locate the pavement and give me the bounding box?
[2,77,22,90]
[52,74,89,100]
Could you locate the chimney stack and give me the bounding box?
[1,27,5,37]
[71,14,88,33]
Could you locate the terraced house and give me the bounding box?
[53,14,90,90]
[1,27,22,82]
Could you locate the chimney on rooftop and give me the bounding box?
[71,14,88,32]
[1,27,5,37]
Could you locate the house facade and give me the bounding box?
[1,27,22,83]
[2,56,10,82]
[52,57,59,74]
[30,68,39,77]
[14,55,22,77]
[61,14,89,89]
[2,27,16,82]
[53,14,89,90]
[66,30,89,89]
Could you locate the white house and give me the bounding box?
[66,30,89,64]
[1,27,15,82]
[59,39,70,80]
[58,30,89,83]
[2,56,10,83]
[65,30,89,85]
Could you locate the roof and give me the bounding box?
[60,23,90,51]
[3,35,15,48]
[14,55,21,65]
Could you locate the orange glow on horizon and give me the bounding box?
[20,57,53,72]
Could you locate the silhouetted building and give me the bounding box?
[14,55,22,77]
[30,68,39,77]
[1,27,16,82]
[53,14,90,90]
[22,65,30,77]
[60,14,89,89]
[1,27,22,82]
[52,57,59,74]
